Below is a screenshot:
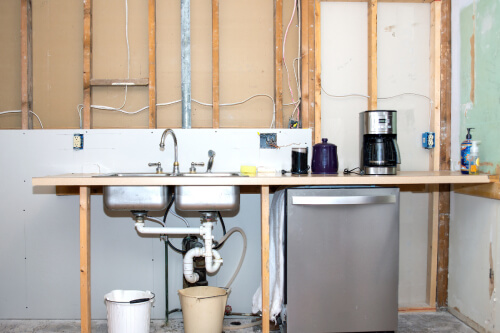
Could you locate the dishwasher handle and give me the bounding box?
[292,195,396,205]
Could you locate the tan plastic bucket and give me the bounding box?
[178,286,228,333]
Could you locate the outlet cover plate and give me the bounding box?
[73,134,84,150]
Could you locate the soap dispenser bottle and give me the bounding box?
[469,141,481,175]
[461,128,474,174]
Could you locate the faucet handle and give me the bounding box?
[189,162,204,174]
[148,162,163,174]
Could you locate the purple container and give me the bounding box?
[311,138,338,174]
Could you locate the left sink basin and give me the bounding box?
[104,186,170,212]
[96,173,171,212]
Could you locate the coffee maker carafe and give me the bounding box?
[360,110,401,175]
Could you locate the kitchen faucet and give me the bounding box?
[207,150,216,173]
[159,129,180,175]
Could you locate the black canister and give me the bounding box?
[291,147,309,174]
[311,138,338,174]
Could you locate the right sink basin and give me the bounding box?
[174,172,243,212]
[175,185,240,212]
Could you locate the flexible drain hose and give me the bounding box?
[216,227,247,289]
[222,318,261,331]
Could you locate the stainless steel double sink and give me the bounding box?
[98,172,242,212]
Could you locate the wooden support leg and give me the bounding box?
[261,186,270,333]
[80,187,91,333]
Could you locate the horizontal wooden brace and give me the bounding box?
[90,78,149,86]
[454,180,500,201]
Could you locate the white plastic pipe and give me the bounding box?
[205,248,223,273]
[184,247,204,283]
[183,247,223,283]
[135,223,200,236]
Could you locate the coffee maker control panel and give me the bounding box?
[363,110,397,135]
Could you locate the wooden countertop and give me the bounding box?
[32,171,496,187]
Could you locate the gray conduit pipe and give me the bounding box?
[181,0,191,128]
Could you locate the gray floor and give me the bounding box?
[0,312,476,333]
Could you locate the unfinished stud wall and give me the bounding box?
[0,0,22,128]
[0,0,300,129]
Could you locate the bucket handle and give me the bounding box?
[130,298,151,304]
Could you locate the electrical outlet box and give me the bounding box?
[422,132,435,149]
[259,133,278,149]
[73,133,84,150]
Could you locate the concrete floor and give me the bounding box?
[0,311,476,333]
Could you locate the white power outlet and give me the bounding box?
[73,134,84,150]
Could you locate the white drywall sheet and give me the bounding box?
[0,129,310,319]
[320,2,431,306]
[449,1,500,331]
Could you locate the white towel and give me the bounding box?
[251,189,286,323]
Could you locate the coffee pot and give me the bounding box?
[360,110,401,175]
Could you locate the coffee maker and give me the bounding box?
[360,110,401,175]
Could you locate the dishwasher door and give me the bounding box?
[285,187,399,333]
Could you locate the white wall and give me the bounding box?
[0,128,311,319]
[449,0,500,331]
[320,2,432,306]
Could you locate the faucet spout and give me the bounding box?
[159,129,180,175]
[207,150,216,173]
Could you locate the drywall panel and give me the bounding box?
[219,0,275,128]
[378,3,431,173]
[0,128,310,319]
[450,1,500,332]
[449,192,500,332]
[0,0,22,129]
[458,0,500,175]
[319,2,431,306]
[32,0,83,129]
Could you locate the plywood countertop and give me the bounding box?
[32,171,496,187]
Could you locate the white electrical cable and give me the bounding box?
[321,86,370,99]
[77,94,277,128]
[377,92,433,131]
[0,110,44,129]
[283,0,298,104]
[116,0,130,110]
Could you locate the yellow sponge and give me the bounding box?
[240,165,257,176]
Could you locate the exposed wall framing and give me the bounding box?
[21,0,33,129]
[437,0,452,309]
[82,0,157,129]
[212,0,220,128]
[314,0,447,310]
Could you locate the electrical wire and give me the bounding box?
[115,0,130,110]
[77,94,276,128]
[377,92,433,131]
[321,86,370,99]
[0,110,44,129]
[283,0,298,104]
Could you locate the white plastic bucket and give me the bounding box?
[104,290,155,333]
[178,286,228,333]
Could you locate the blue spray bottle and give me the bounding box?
[460,128,474,174]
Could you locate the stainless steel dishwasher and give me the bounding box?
[284,186,399,333]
